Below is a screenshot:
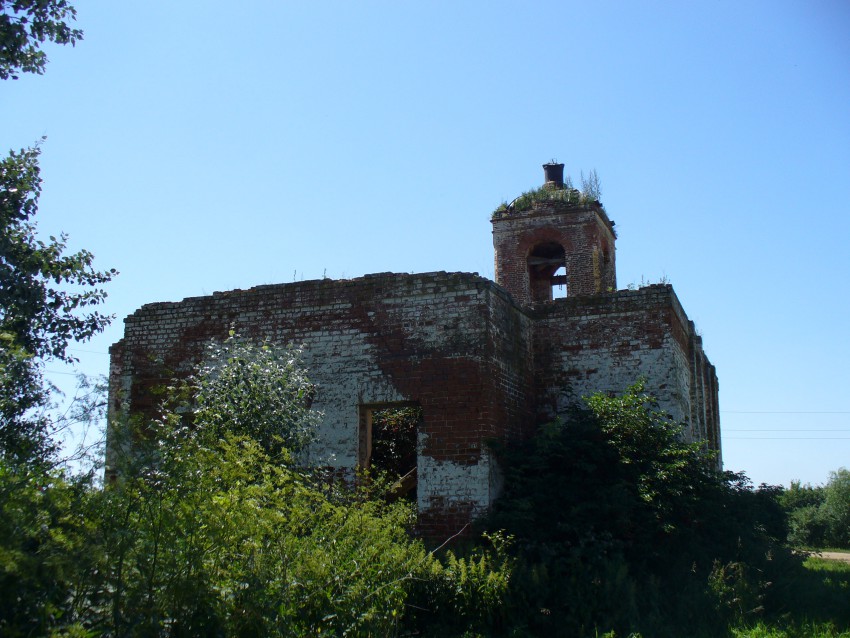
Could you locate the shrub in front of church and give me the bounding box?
[485,384,796,637]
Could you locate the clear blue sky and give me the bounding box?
[5,1,849,487]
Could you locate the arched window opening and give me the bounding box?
[528,242,567,302]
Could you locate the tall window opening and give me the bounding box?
[528,242,567,302]
[551,266,567,298]
[358,403,421,503]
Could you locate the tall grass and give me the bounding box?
[731,557,850,638]
[732,622,850,638]
[804,555,850,572]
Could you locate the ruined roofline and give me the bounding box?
[528,283,684,316]
[528,282,715,371]
[119,270,519,319]
[491,198,603,219]
[110,273,713,377]
[118,272,697,338]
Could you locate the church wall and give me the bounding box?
[530,284,719,454]
[108,271,535,539]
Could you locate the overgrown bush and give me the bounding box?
[778,471,850,549]
[821,469,850,548]
[484,383,798,637]
[0,335,513,637]
[0,463,95,636]
[405,532,514,636]
[90,429,428,637]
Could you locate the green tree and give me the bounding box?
[95,428,426,637]
[580,168,602,202]
[0,337,423,636]
[189,335,320,459]
[822,468,850,547]
[780,480,826,511]
[2,319,513,636]
[93,336,510,637]
[779,481,828,547]
[485,383,792,637]
[0,143,116,464]
[0,0,82,80]
[0,462,97,637]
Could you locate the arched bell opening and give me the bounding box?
[528,242,567,302]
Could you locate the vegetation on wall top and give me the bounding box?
[492,169,604,217]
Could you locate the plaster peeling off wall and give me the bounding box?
[292,328,405,468]
[671,343,696,440]
[108,272,537,538]
[531,285,706,440]
[418,449,496,519]
[552,334,689,419]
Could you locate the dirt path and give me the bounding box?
[814,551,850,564]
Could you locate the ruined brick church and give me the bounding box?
[108,163,720,537]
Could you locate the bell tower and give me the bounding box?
[491,163,617,305]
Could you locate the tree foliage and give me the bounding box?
[188,335,320,459]
[1,337,513,637]
[781,481,828,547]
[0,0,82,79]
[485,383,795,637]
[781,469,850,549]
[3,348,848,636]
[0,144,114,364]
[0,143,116,464]
[96,430,426,637]
[822,468,850,547]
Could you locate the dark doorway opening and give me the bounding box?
[359,404,421,503]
